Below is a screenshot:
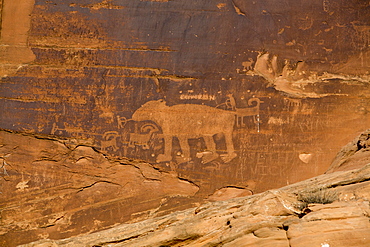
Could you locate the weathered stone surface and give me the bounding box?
[286,201,370,246]
[0,130,199,246]
[15,127,370,246]
[288,205,370,247]
[1,1,370,246]
[20,163,370,247]
[223,227,290,247]
[326,129,370,173]
[0,0,369,196]
[206,186,253,202]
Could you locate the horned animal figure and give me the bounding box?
[235,98,263,127]
[101,131,119,151]
[129,123,160,150]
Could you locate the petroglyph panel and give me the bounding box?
[0,0,370,201]
[1,1,370,245]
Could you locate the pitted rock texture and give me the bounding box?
[21,164,370,247]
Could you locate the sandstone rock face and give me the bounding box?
[0,0,369,195]
[3,128,370,246]
[21,163,370,247]
[1,1,370,246]
[0,130,199,246]
[326,129,370,173]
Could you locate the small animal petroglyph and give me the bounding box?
[242,58,254,71]
[129,123,160,150]
[101,131,119,152]
[235,98,263,128]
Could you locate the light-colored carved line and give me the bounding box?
[31,45,177,52]
[20,64,199,80]
[0,96,84,104]
[26,64,168,73]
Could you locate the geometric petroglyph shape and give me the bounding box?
[299,153,313,163]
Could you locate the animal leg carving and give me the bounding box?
[221,133,237,163]
[156,135,173,163]
[178,135,191,162]
[202,135,219,163]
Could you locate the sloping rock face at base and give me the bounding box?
[22,163,370,247]
[2,127,370,246]
[0,130,199,246]
[326,129,370,173]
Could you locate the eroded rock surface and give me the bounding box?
[1,1,370,246]
[1,0,369,196]
[326,129,370,173]
[0,130,199,246]
[21,163,370,247]
[2,127,370,246]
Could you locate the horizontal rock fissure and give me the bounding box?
[94,230,156,246]
[327,177,370,189]
[77,180,122,192]
[176,176,200,188]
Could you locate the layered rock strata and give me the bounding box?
[0,130,199,246]
[15,130,370,247]
[22,163,370,247]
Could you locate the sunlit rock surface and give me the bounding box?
[0,0,370,246]
[21,153,370,246]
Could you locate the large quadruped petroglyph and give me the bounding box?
[1,0,370,245]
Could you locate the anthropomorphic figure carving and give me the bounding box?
[132,100,238,163]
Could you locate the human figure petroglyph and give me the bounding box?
[131,99,263,163]
[226,94,237,110]
[50,122,61,135]
[215,94,237,110]
[117,116,128,129]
